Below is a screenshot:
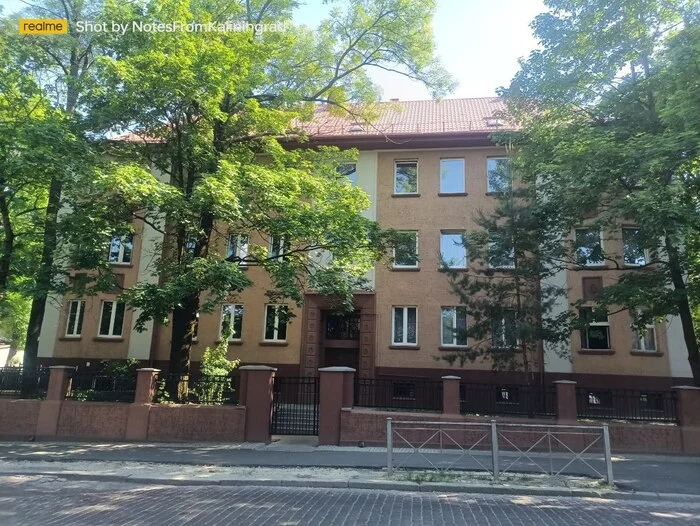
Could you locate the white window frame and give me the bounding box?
[488,232,515,269]
[439,158,466,194]
[65,300,85,338]
[392,306,418,346]
[227,233,249,265]
[221,304,244,341]
[492,311,518,349]
[269,235,287,260]
[441,306,468,347]
[98,300,125,338]
[486,157,512,193]
[263,304,288,342]
[632,311,657,352]
[622,227,648,267]
[107,233,133,264]
[574,228,605,267]
[440,231,467,269]
[338,162,357,186]
[393,160,419,195]
[393,231,419,269]
[580,307,611,350]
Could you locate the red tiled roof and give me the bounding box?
[297,97,515,137]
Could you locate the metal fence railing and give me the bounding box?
[155,374,239,405]
[67,372,137,403]
[0,367,50,399]
[576,388,677,423]
[354,377,443,412]
[386,418,614,485]
[460,383,557,418]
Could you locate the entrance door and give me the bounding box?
[321,311,360,369]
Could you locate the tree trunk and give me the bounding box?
[22,176,62,375]
[0,191,14,294]
[664,237,700,386]
[169,293,199,376]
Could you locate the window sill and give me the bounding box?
[392,267,420,272]
[391,193,420,198]
[214,340,244,346]
[578,349,615,355]
[577,265,607,270]
[390,345,420,350]
[440,267,468,272]
[438,192,468,197]
[108,262,134,268]
[439,345,468,351]
[93,337,125,342]
[485,191,510,196]
[260,341,288,347]
[59,336,82,341]
[631,350,663,357]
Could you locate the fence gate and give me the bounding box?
[270,376,319,435]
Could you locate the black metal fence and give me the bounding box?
[0,367,50,399]
[68,372,137,403]
[271,376,319,435]
[460,383,557,418]
[576,388,677,423]
[155,374,239,405]
[354,377,443,412]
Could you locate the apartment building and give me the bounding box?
[36,97,693,388]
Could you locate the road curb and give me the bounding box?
[3,470,699,502]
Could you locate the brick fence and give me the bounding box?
[0,366,698,454]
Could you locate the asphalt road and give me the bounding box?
[1,475,699,526]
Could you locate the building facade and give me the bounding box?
[36,98,693,388]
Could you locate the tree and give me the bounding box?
[437,174,572,386]
[74,0,453,375]
[500,0,700,385]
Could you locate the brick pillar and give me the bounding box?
[442,376,461,415]
[554,380,577,424]
[126,369,160,441]
[319,367,355,446]
[36,366,74,437]
[342,368,355,408]
[672,386,700,454]
[239,365,276,443]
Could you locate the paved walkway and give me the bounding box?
[2,475,700,526]
[0,440,698,495]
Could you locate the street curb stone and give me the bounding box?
[3,470,699,502]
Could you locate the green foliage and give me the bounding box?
[438,184,572,375]
[201,336,239,377]
[500,0,700,383]
[99,358,140,376]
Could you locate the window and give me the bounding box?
[338,163,357,186]
[98,300,125,337]
[264,304,288,341]
[227,234,249,264]
[441,307,467,346]
[221,304,244,341]
[496,386,518,404]
[488,231,514,269]
[184,234,197,257]
[580,307,610,350]
[585,390,613,408]
[393,232,418,268]
[492,310,517,348]
[107,234,133,264]
[192,312,199,341]
[392,306,417,345]
[440,159,465,193]
[65,300,85,337]
[440,232,467,268]
[394,161,418,194]
[623,227,646,266]
[392,382,416,400]
[632,312,656,352]
[270,235,287,260]
[574,228,604,266]
[486,158,512,193]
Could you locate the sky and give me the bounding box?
[2,0,546,101]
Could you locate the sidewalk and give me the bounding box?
[0,438,698,496]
